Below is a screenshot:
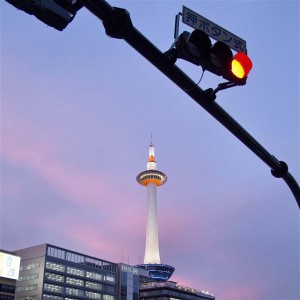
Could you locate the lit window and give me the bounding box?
[42,295,63,300]
[66,287,84,297]
[86,271,103,281]
[66,277,84,286]
[16,284,38,292]
[67,267,85,277]
[86,281,102,290]
[20,262,40,271]
[45,272,64,283]
[43,283,64,294]
[46,262,65,272]
[105,275,115,283]
[86,291,101,299]
[19,273,39,281]
[103,295,115,300]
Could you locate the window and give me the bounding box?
[103,295,115,300]
[86,291,101,299]
[19,273,39,281]
[66,267,84,277]
[47,246,66,260]
[0,284,15,293]
[42,294,63,300]
[43,283,64,294]
[86,281,102,290]
[104,285,115,294]
[66,277,84,287]
[15,297,37,300]
[0,295,14,300]
[20,262,40,271]
[16,285,38,292]
[102,262,117,273]
[86,271,103,281]
[46,261,65,272]
[66,252,85,264]
[105,275,115,283]
[45,272,64,283]
[66,287,84,297]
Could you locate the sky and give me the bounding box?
[1,0,299,299]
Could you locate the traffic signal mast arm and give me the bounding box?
[81,0,300,207]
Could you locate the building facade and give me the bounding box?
[117,264,140,300]
[139,281,215,300]
[14,244,117,300]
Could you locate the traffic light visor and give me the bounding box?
[231,52,252,79]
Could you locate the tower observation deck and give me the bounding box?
[135,143,175,282]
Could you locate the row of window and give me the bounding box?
[46,262,115,283]
[19,273,39,281]
[47,275,103,290]
[47,246,117,273]
[16,284,38,292]
[44,283,115,297]
[141,174,163,180]
[0,284,15,293]
[43,294,115,300]
[43,295,96,300]
[20,262,40,271]
[15,296,37,300]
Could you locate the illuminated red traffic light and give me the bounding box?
[231,52,253,79]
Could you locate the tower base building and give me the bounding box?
[139,281,215,300]
[134,264,175,282]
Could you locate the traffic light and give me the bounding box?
[174,29,253,85]
[5,0,83,31]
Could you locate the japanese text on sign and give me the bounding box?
[0,251,21,280]
[182,6,247,54]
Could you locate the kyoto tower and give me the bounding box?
[135,143,175,281]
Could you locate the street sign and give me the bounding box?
[182,6,247,54]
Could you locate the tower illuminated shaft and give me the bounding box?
[137,144,167,264]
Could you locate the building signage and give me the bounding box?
[182,6,247,54]
[121,264,138,275]
[0,251,21,280]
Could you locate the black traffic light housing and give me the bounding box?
[5,0,83,31]
[173,29,249,85]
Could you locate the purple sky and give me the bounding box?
[1,1,299,299]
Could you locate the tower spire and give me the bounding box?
[149,133,155,163]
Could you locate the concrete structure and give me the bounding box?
[135,143,174,281]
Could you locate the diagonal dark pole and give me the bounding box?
[82,0,300,208]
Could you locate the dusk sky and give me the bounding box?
[1,1,299,299]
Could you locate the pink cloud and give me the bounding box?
[37,211,144,264]
[1,109,121,208]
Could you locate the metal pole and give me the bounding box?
[82,0,300,208]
